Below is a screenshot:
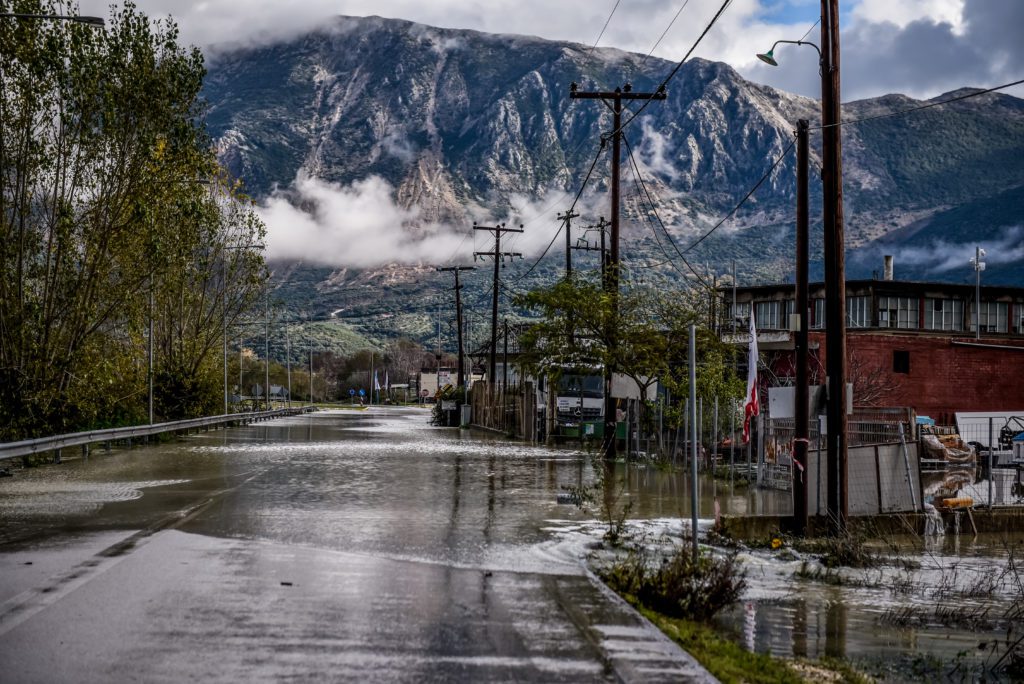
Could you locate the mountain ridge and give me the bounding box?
[200,15,1024,351]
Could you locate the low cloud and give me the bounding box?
[78,0,1023,102]
[868,226,1024,273]
[259,174,467,267]
[259,174,605,268]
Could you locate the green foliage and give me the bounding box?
[600,545,747,622]
[636,606,804,684]
[0,1,267,438]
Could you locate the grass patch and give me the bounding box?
[633,601,802,683]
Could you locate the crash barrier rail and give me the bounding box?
[0,407,314,463]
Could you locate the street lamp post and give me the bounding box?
[971,247,986,339]
[757,0,848,533]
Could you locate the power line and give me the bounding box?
[514,138,608,283]
[798,17,820,43]
[622,134,712,288]
[590,0,623,53]
[640,0,692,66]
[615,0,734,136]
[679,136,796,254]
[813,77,1024,130]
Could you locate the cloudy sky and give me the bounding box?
[71,0,1022,267]
[77,0,1022,101]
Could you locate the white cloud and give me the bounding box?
[258,174,604,268]
[879,226,1024,273]
[76,1,1021,104]
[259,174,469,267]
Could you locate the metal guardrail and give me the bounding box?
[0,407,315,462]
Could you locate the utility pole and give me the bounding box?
[570,81,666,459]
[558,209,579,278]
[793,118,811,534]
[437,266,475,390]
[286,325,292,407]
[474,223,522,394]
[264,293,270,410]
[820,0,848,534]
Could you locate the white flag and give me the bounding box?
[743,312,760,443]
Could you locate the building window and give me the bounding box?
[753,300,792,329]
[924,298,963,331]
[811,298,825,329]
[878,296,919,329]
[846,296,870,328]
[893,350,910,374]
[727,301,751,328]
[1017,305,1024,335]
[972,301,1008,334]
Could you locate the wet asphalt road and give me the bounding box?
[0,407,713,683]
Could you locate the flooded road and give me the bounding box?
[0,407,713,683]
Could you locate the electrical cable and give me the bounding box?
[590,0,623,53]
[622,135,713,288]
[813,77,1024,130]
[513,138,608,283]
[798,17,820,43]
[678,136,796,254]
[612,0,734,138]
[640,0,691,66]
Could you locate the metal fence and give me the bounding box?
[0,407,313,463]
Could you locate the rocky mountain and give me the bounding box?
[202,16,1024,352]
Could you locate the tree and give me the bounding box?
[0,1,267,436]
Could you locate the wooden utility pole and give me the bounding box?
[793,118,810,535]
[474,223,522,394]
[437,266,475,390]
[569,82,665,459]
[820,0,848,533]
[558,209,579,278]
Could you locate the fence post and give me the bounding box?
[988,417,994,507]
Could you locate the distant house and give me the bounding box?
[721,274,1024,418]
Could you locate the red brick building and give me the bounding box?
[723,278,1024,418]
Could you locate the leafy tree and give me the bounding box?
[515,276,744,451]
[0,1,267,436]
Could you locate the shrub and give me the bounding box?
[601,545,746,622]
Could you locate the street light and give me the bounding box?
[756,0,848,533]
[0,13,105,26]
[756,39,822,67]
[971,247,986,340]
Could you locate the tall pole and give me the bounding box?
[264,294,270,410]
[370,352,375,405]
[973,246,985,339]
[689,324,699,563]
[286,325,292,407]
[309,338,313,405]
[732,260,738,334]
[570,82,665,460]
[793,119,811,534]
[559,209,579,278]
[821,0,848,534]
[474,223,522,394]
[148,287,154,424]
[437,266,475,390]
[222,262,228,413]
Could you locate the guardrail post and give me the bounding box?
[82,444,89,460]
[54,448,61,464]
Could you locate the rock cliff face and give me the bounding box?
[202,15,1024,347]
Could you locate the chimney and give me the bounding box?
[883,255,894,281]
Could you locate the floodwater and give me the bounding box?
[2,407,1018,681]
[0,407,713,682]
